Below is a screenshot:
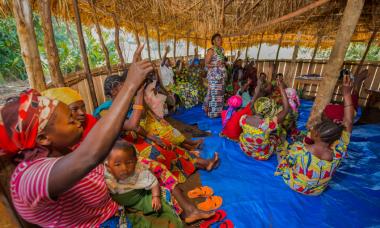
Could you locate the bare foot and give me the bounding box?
[184,209,215,224]
[190,150,201,157]
[193,139,204,148]
[206,152,219,171]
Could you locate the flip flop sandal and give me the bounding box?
[184,211,215,224]
[197,196,223,211]
[219,219,234,228]
[199,210,227,228]
[187,186,214,199]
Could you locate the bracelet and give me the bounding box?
[152,195,160,198]
[344,104,353,107]
[133,104,144,110]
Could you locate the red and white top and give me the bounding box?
[10,158,117,227]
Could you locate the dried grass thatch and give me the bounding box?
[1,0,379,49]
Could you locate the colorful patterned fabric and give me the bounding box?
[253,97,277,118]
[172,67,199,109]
[203,47,227,118]
[41,87,82,106]
[285,88,300,113]
[141,111,186,146]
[221,104,252,141]
[0,89,58,158]
[275,131,351,195]
[188,66,207,102]
[239,115,279,160]
[123,132,195,184]
[11,158,117,227]
[222,95,242,128]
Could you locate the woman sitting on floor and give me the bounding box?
[275,75,354,195]
[239,76,290,160]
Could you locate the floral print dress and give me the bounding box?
[239,115,279,160]
[275,131,351,195]
[172,68,199,108]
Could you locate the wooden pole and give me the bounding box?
[229,37,233,61]
[286,31,301,86]
[112,15,125,67]
[90,0,111,74]
[12,0,47,91]
[307,0,365,128]
[143,23,151,61]
[173,34,177,61]
[355,28,378,75]
[186,31,190,57]
[156,26,162,59]
[204,35,207,57]
[274,32,284,74]
[134,27,141,46]
[38,0,65,87]
[72,0,98,107]
[256,33,264,60]
[308,35,322,74]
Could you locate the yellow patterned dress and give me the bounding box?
[239,115,280,160]
[140,111,186,146]
[275,131,351,195]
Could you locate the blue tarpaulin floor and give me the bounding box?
[171,100,380,227]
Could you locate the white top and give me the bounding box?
[160,65,175,87]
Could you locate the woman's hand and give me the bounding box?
[342,75,353,96]
[152,196,162,212]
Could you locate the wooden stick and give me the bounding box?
[112,14,125,67]
[274,32,284,74]
[308,35,322,75]
[307,0,365,128]
[355,28,378,75]
[156,26,162,59]
[286,31,301,86]
[12,0,47,91]
[256,33,264,60]
[204,35,207,57]
[143,23,151,61]
[173,33,177,62]
[72,0,98,107]
[186,31,190,57]
[38,0,65,87]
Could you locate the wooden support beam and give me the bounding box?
[245,45,249,60]
[38,0,65,87]
[204,35,207,57]
[229,37,233,61]
[156,26,162,59]
[307,0,364,128]
[227,0,331,37]
[274,32,284,74]
[12,0,47,91]
[134,28,141,46]
[173,34,177,61]
[72,0,98,108]
[90,0,111,74]
[355,28,378,75]
[286,31,301,86]
[186,32,190,57]
[308,35,322,74]
[112,14,125,67]
[143,23,151,61]
[256,33,264,60]
[236,0,262,23]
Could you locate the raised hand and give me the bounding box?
[342,74,352,96]
[132,44,144,63]
[164,45,170,54]
[127,45,154,90]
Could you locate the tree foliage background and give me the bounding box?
[0,15,379,84]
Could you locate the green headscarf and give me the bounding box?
[252,97,277,118]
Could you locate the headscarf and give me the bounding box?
[252,97,277,118]
[285,88,300,112]
[0,89,59,159]
[41,87,82,106]
[222,95,242,128]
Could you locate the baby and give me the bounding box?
[104,140,182,227]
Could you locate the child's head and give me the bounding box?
[106,140,138,181]
[311,121,344,145]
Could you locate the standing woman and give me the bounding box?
[203,33,227,118]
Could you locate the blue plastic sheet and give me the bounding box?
[171,101,380,227]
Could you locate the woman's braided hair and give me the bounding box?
[314,120,344,144]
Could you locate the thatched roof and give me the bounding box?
[1,0,379,49]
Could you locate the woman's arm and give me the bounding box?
[161,46,169,66]
[249,75,264,105]
[48,45,153,198]
[205,49,214,68]
[123,87,144,131]
[342,75,354,133]
[276,79,290,123]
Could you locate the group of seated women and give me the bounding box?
[221,67,367,195]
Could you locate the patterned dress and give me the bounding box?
[172,68,199,109]
[239,115,279,160]
[188,66,207,102]
[203,47,227,118]
[275,131,351,195]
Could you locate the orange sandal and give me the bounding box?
[187,186,214,199]
[197,196,223,211]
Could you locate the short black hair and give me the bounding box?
[211,33,222,45]
[112,140,137,158]
[104,74,126,97]
[315,120,344,144]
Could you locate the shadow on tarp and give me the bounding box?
[170,101,380,227]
